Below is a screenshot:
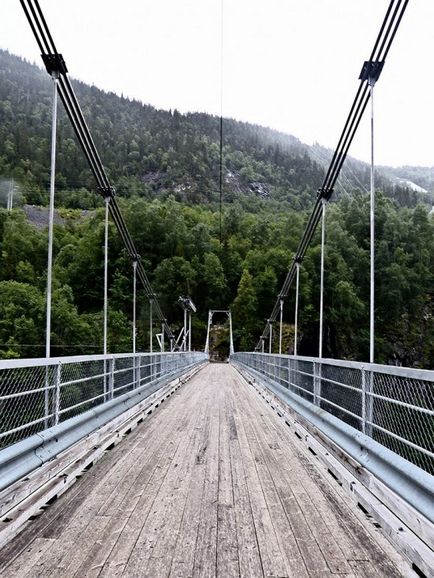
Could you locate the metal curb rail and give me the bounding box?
[231,352,434,475]
[231,361,434,537]
[0,351,207,449]
[0,360,208,550]
[0,357,207,492]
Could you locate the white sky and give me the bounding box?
[0,0,433,167]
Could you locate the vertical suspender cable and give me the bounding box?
[188,312,192,352]
[279,299,283,355]
[269,322,273,354]
[369,79,375,364]
[319,200,327,359]
[132,260,137,355]
[103,196,110,357]
[20,0,177,347]
[44,71,58,426]
[219,0,224,244]
[45,72,58,360]
[149,299,153,353]
[294,262,300,356]
[253,0,408,351]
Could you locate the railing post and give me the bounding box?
[361,365,374,437]
[53,361,61,426]
[367,368,374,437]
[44,366,50,429]
[109,357,115,400]
[288,356,292,391]
[314,361,322,406]
[135,354,140,389]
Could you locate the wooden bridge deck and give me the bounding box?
[0,364,411,578]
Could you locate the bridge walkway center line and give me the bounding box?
[0,364,413,578]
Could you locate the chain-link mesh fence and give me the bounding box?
[232,353,434,475]
[0,352,206,451]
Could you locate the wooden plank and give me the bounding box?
[72,387,199,578]
[75,380,203,577]
[106,377,207,575]
[5,381,199,578]
[0,377,189,554]
[0,538,55,578]
[245,404,351,575]
[230,449,263,578]
[168,382,212,578]
[231,378,289,578]
[237,380,373,576]
[0,363,419,578]
[227,393,263,578]
[0,376,184,520]
[216,385,239,578]
[246,377,418,577]
[140,383,212,578]
[190,377,220,578]
[233,385,312,578]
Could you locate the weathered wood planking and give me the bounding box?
[0,364,414,578]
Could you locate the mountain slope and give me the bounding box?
[1,49,432,210]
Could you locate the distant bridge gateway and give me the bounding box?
[0,1,433,578]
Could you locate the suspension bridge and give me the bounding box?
[0,1,433,577]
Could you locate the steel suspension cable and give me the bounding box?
[20,0,175,344]
[256,0,409,350]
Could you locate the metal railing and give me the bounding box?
[232,353,434,476]
[0,351,207,450]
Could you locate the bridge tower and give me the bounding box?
[204,309,234,357]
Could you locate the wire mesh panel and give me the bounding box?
[294,359,315,402]
[113,356,136,398]
[232,353,434,475]
[60,359,106,421]
[0,365,54,448]
[0,352,207,452]
[320,363,363,430]
[371,371,434,474]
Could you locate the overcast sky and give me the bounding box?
[1,0,433,167]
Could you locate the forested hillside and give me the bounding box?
[0,50,433,367]
[1,50,432,209]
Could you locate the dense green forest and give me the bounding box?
[0,50,433,367]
